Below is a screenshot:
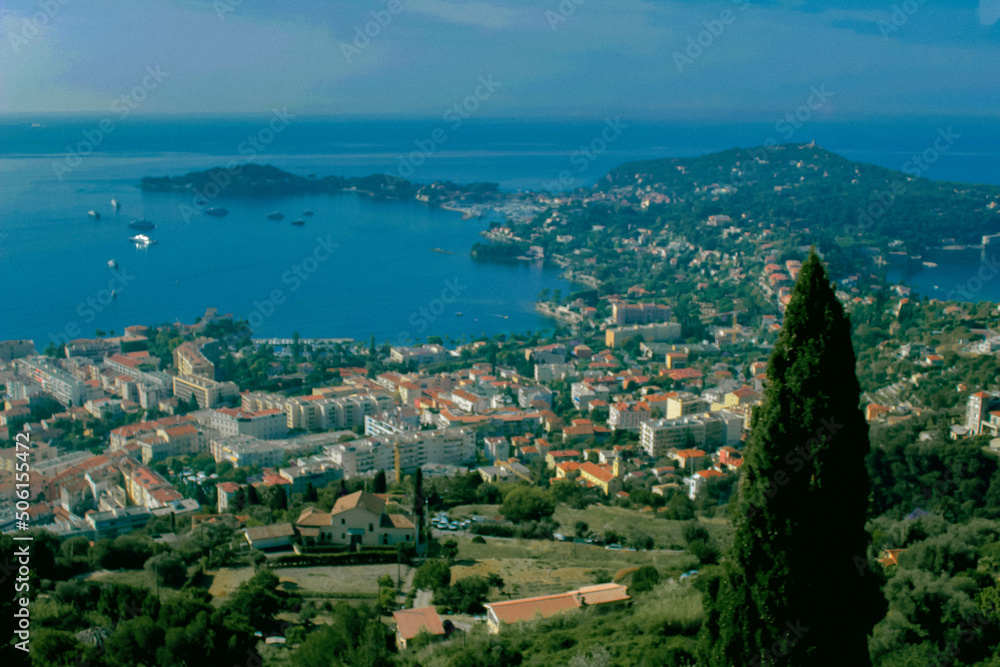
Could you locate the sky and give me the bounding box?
[0,0,998,119]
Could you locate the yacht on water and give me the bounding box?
[291,219,305,226]
[111,198,120,212]
[302,210,314,216]
[205,207,228,217]
[129,219,156,230]
[108,259,118,269]
[88,210,100,219]
[129,234,157,247]
[265,212,285,220]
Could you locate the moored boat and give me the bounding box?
[129,219,156,230]
[129,234,157,247]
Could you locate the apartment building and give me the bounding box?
[639,411,743,457]
[139,424,205,464]
[172,374,239,408]
[0,340,35,361]
[120,459,184,509]
[172,337,222,380]
[389,345,449,367]
[14,356,92,406]
[605,322,682,348]
[612,302,672,325]
[210,407,288,439]
[278,460,342,495]
[209,435,286,468]
[665,393,710,419]
[85,506,153,539]
[324,427,475,478]
[967,391,1000,436]
[608,402,652,432]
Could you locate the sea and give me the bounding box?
[1,116,999,348]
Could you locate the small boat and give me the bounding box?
[129,219,156,230]
[291,219,305,226]
[455,312,463,316]
[88,210,100,219]
[111,198,120,212]
[129,234,157,247]
[205,207,228,217]
[111,290,117,299]
[108,259,118,269]
[302,210,314,216]
[431,248,455,254]
[265,212,284,220]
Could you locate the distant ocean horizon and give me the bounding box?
[2,115,999,347]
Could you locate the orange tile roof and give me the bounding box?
[393,607,445,641]
[486,583,629,626]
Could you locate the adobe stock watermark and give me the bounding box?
[541,117,628,193]
[981,0,1000,26]
[237,235,340,336]
[856,126,960,232]
[673,0,751,73]
[178,107,295,222]
[545,0,586,30]
[51,66,169,180]
[341,0,408,63]
[750,620,809,667]
[879,0,928,38]
[214,0,242,20]
[744,416,843,521]
[395,75,501,179]
[48,268,137,347]
[396,278,468,346]
[947,255,1000,301]
[4,0,72,52]
[731,85,833,188]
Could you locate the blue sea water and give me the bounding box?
[1,116,999,346]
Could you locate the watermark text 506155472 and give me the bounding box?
[14,430,34,654]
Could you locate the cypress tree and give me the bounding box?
[700,250,885,666]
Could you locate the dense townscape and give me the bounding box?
[5,145,1000,666]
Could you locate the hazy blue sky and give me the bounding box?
[1,0,997,119]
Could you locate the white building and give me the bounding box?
[640,411,742,457]
[210,407,288,439]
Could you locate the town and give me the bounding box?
[5,144,1000,666]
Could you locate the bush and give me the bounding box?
[470,523,516,538]
[144,551,187,588]
[500,486,556,523]
[471,535,487,544]
[413,559,452,592]
[267,548,397,568]
[631,565,661,593]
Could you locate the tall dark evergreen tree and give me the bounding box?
[699,251,886,666]
[413,468,425,550]
[373,470,387,494]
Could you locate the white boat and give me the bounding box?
[129,234,157,247]
[108,259,118,269]
[111,198,120,212]
[88,210,100,219]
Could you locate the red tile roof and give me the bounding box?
[393,607,445,641]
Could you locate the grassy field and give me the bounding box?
[206,563,406,601]
[448,503,733,551]
[446,533,700,599]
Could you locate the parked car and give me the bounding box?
[605,543,623,550]
[680,570,699,580]
[449,522,460,531]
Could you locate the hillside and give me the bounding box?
[598,143,1000,249]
